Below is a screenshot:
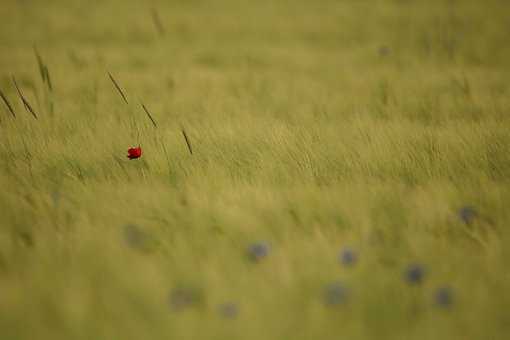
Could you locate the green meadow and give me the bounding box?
[0,0,509,339]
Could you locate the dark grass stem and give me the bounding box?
[12,77,38,120]
[181,128,193,155]
[141,103,158,128]
[151,9,166,36]
[34,46,47,84]
[0,89,16,118]
[44,66,53,92]
[108,72,128,104]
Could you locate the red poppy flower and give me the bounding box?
[127,146,142,159]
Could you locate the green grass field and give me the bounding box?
[1,0,509,339]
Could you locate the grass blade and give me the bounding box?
[34,46,47,84]
[108,72,128,104]
[22,98,38,120]
[0,89,16,118]
[12,76,29,111]
[151,9,165,36]
[181,128,193,155]
[44,66,53,92]
[141,103,157,128]
[12,76,38,120]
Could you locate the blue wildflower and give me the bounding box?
[404,264,425,285]
[168,288,201,311]
[247,242,270,262]
[339,247,357,267]
[123,224,147,249]
[218,302,239,319]
[435,286,453,308]
[324,281,349,306]
[458,206,478,224]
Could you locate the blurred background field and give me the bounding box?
[0,0,509,339]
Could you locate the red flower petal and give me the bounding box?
[127,146,142,159]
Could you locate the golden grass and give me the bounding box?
[0,0,509,339]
